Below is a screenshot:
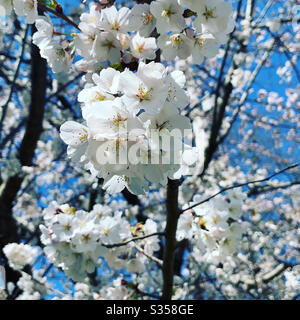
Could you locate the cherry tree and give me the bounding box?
[0,0,299,300]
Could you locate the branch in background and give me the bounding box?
[136,0,154,4]
[38,3,80,31]
[46,72,84,102]
[271,33,300,83]
[0,26,29,142]
[0,119,26,150]
[248,180,300,196]
[121,279,160,299]
[182,163,298,214]
[242,262,298,289]
[201,80,233,176]
[0,69,26,90]
[217,38,276,146]
[253,0,274,25]
[0,51,30,63]
[134,243,163,267]
[200,0,259,178]
[101,232,165,249]
[0,25,47,290]
[122,188,147,223]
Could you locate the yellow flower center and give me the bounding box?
[186,221,192,228]
[115,136,121,151]
[64,224,71,231]
[25,0,34,9]
[80,220,87,228]
[171,35,182,47]
[203,7,216,20]
[103,228,110,235]
[198,218,207,229]
[88,16,97,24]
[112,20,120,31]
[196,35,205,47]
[136,84,153,101]
[56,49,66,58]
[92,91,106,102]
[79,129,88,143]
[70,206,76,214]
[162,9,171,17]
[88,34,95,42]
[137,42,145,52]
[82,234,90,242]
[142,12,153,25]
[105,40,115,49]
[112,112,128,129]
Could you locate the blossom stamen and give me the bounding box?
[142,12,153,25]
[203,6,216,20]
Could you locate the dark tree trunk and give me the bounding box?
[0,25,47,292]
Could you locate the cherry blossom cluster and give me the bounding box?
[0,0,38,24]
[156,0,234,63]
[39,201,160,281]
[179,188,247,263]
[0,1,235,194]
[1,1,234,72]
[77,0,233,69]
[60,62,195,194]
[3,243,38,270]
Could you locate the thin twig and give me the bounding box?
[134,243,163,267]
[101,232,165,248]
[46,72,84,102]
[248,180,300,196]
[0,26,29,142]
[181,163,299,214]
[218,38,276,145]
[38,3,80,31]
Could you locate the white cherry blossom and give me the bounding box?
[150,0,186,34]
[99,6,132,35]
[13,0,38,24]
[0,0,13,15]
[158,33,193,61]
[130,33,157,60]
[128,3,156,37]
[194,0,234,44]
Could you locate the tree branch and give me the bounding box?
[161,179,180,300]
[242,262,297,289]
[134,243,163,267]
[0,26,29,142]
[248,180,300,196]
[217,38,276,146]
[182,163,298,214]
[37,3,80,31]
[0,25,47,287]
[101,232,165,248]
